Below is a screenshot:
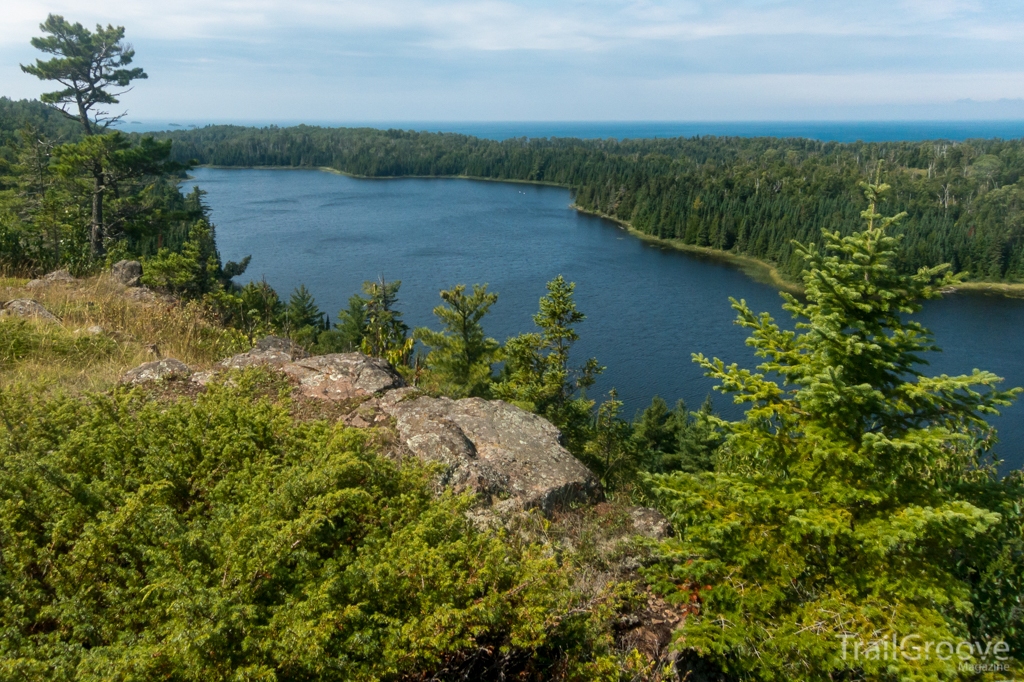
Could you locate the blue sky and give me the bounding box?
[3,0,1024,121]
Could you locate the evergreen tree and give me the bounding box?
[316,294,368,353]
[0,127,75,271]
[494,276,603,454]
[582,389,638,489]
[139,220,220,298]
[231,280,284,342]
[644,176,1023,680]
[22,15,147,258]
[632,396,719,474]
[414,283,500,398]
[359,277,413,366]
[52,131,179,258]
[282,284,326,348]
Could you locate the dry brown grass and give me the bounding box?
[0,275,249,392]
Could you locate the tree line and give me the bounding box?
[153,123,1024,282]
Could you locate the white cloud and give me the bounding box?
[3,0,1022,49]
[4,0,1024,120]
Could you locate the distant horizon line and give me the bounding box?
[121,118,1024,124]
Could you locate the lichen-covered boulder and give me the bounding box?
[629,507,673,539]
[25,269,76,289]
[282,353,405,400]
[111,260,143,287]
[1,299,59,321]
[44,269,75,283]
[384,396,601,515]
[218,335,310,370]
[121,358,191,385]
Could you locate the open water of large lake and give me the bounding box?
[187,167,1024,472]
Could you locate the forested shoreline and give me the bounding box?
[147,122,1024,282]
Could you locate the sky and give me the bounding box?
[3,0,1024,122]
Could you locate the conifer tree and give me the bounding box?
[494,276,603,453]
[283,284,326,347]
[644,174,1023,680]
[22,15,148,258]
[360,277,413,366]
[415,283,500,398]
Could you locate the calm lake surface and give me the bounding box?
[188,167,1024,472]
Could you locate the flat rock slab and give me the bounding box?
[218,335,310,370]
[121,358,191,385]
[1,299,59,321]
[282,353,406,400]
[384,396,601,515]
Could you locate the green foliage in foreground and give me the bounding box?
[643,179,1024,680]
[0,371,630,681]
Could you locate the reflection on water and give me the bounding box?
[188,167,1024,472]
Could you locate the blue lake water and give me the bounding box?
[139,120,1024,142]
[187,167,1024,472]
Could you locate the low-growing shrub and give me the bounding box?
[0,372,630,681]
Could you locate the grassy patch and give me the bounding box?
[0,275,249,390]
[944,280,1024,298]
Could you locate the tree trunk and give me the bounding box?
[91,170,104,258]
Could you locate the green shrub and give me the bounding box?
[0,371,629,680]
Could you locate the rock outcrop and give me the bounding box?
[282,353,406,401]
[1,299,59,321]
[190,345,602,516]
[218,335,310,369]
[121,358,191,385]
[384,395,601,514]
[119,287,177,306]
[25,270,76,289]
[111,260,143,287]
[629,507,673,540]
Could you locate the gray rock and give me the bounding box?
[44,269,75,283]
[111,260,143,287]
[121,358,191,385]
[24,270,75,289]
[218,335,310,370]
[378,386,421,409]
[384,395,601,515]
[189,370,218,387]
[629,507,673,539]
[1,299,59,322]
[123,287,156,303]
[282,353,405,400]
[122,287,175,305]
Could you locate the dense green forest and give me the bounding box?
[152,123,1024,282]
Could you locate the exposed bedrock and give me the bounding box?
[384,395,602,515]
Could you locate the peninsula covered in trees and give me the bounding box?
[149,123,1024,284]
